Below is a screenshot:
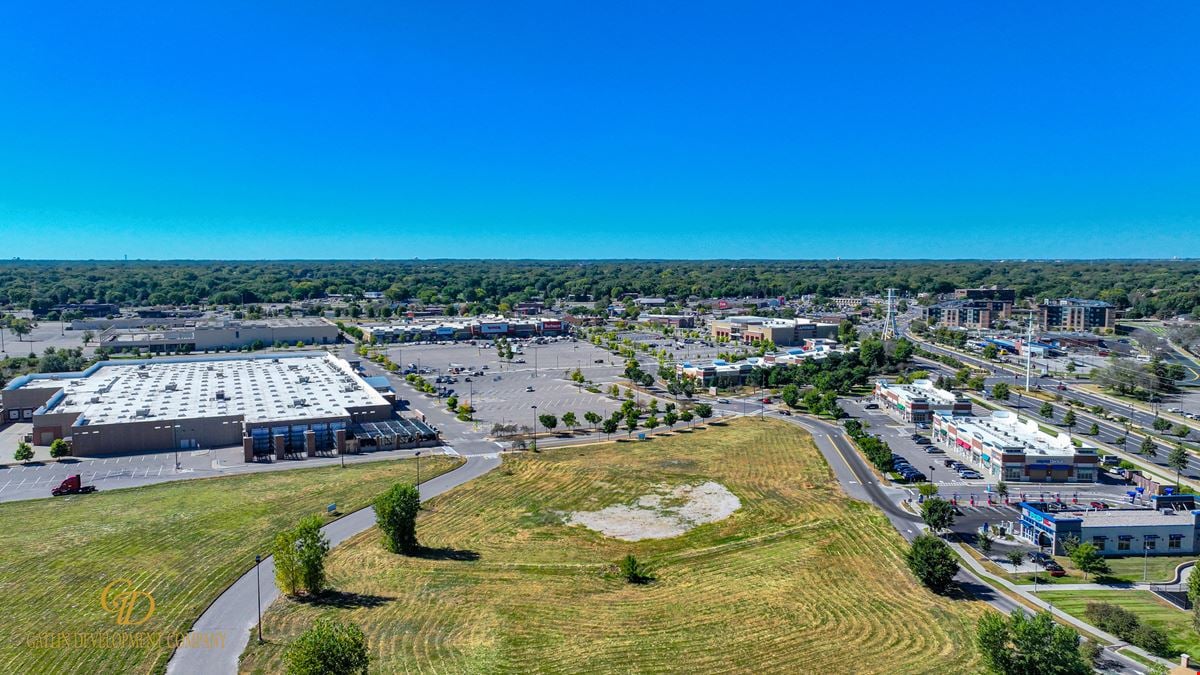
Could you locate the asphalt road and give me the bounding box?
[166,453,501,675]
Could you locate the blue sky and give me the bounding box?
[1,2,1197,259]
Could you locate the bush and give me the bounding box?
[49,438,69,459]
[284,617,369,675]
[619,554,655,584]
[1084,602,1139,641]
[1130,623,1171,657]
[375,483,421,554]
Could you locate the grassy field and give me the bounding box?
[0,456,460,675]
[240,419,985,674]
[1038,590,1199,660]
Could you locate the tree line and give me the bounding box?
[3,260,1199,318]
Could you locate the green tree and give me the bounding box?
[1068,542,1109,581]
[584,411,602,431]
[991,382,1009,401]
[294,515,330,595]
[780,383,801,408]
[1062,409,1076,433]
[539,414,558,433]
[975,610,1089,675]
[14,441,33,464]
[680,410,694,427]
[375,483,421,554]
[977,529,993,554]
[1154,417,1172,432]
[284,617,369,675]
[1168,443,1189,488]
[1006,550,1025,572]
[694,403,713,421]
[48,438,69,460]
[601,417,619,438]
[273,515,330,596]
[1040,402,1054,419]
[663,411,678,428]
[920,497,956,532]
[1188,555,1200,631]
[1173,423,1191,439]
[644,415,659,434]
[624,410,639,436]
[1140,435,1158,458]
[619,554,654,584]
[1087,423,1099,436]
[445,395,458,411]
[561,411,578,432]
[996,480,1009,499]
[983,344,999,360]
[904,534,959,593]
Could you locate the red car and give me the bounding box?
[1089,501,1109,510]
[761,397,772,404]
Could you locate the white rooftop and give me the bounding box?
[41,353,388,425]
[938,410,1096,458]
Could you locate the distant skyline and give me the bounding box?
[2,3,1198,259]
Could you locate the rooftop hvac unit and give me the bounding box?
[215,390,226,400]
[89,396,101,404]
[165,382,177,391]
[293,398,307,407]
[135,408,151,418]
[297,375,310,384]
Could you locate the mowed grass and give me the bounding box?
[1038,590,1200,660]
[241,420,985,674]
[0,456,460,675]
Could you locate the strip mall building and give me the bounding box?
[933,410,1098,483]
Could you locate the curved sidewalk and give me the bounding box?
[166,453,501,675]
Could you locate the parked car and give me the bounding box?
[864,403,879,409]
[943,459,958,468]
[1089,501,1109,510]
[525,386,535,392]
[779,409,792,416]
[717,398,731,404]
[594,359,605,364]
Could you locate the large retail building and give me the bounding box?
[933,410,1099,483]
[1,352,431,459]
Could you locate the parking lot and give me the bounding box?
[383,337,676,433]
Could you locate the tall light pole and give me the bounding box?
[531,405,538,451]
[254,554,263,643]
[415,450,422,487]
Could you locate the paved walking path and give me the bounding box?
[166,453,501,675]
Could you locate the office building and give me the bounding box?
[710,316,838,346]
[923,299,1009,329]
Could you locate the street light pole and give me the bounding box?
[254,554,263,643]
[531,405,538,451]
[415,450,421,487]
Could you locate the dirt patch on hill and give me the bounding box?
[566,482,740,541]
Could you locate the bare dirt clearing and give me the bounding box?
[566,481,741,541]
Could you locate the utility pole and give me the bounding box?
[1024,316,1035,393]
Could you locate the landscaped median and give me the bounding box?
[0,455,460,675]
[239,419,986,673]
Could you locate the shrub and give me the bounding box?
[284,617,369,675]
[619,554,654,584]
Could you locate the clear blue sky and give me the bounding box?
[1,2,1197,259]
